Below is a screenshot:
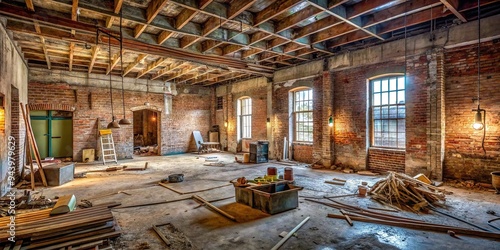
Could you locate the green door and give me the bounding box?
[31,119,49,159]
[52,119,73,157]
[31,111,73,158]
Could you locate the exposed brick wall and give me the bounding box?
[224,78,268,152]
[368,148,405,173]
[28,82,211,161]
[272,78,316,163]
[292,143,314,163]
[444,41,500,183]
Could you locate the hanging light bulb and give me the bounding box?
[106,34,120,129]
[473,109,483,130]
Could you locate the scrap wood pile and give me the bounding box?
[369,172,448,212]
[305,198,500,240]
[0,203,121,249]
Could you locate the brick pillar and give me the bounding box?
[321,71,334,167]
[428,49,445,180]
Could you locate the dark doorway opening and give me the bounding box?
[133,109,160,156]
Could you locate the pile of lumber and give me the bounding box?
[305,198,500,240]
[0,204,120,249]
[369,172,447,212]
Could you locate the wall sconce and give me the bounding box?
[0,95,4,109]
[224,120,228,128]
[328,115,333,127]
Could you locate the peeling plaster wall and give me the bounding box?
[0,22,29,196]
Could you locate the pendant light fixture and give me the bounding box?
[107,35,120,129]
[118,9,131,125]
[472,0,486,153]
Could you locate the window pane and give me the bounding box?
[398,106,406,118]
[381,106,388,119]
[373,107,380,119]
[381,79,389,91]
[374,120,381,132]
[389,106,397,118]
[373,81,381,92]
[382,120,389,132]
[398,77,405,90]
[397,90,405,104]
[381,92,388,105]
[398,119,405,132]
[374,93,381,105]
[389,91,396,104]
[389,78,397,91]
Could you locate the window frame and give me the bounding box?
[237,97,252,139]
[292,88,313,143]
[369,75,406,149]
[216,96,223,110]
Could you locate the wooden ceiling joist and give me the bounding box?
[124,54,147,76]
[151,61,187,80]
[134,0,170,38]
[88,45,100,73]
[25,0,34,11]
[164,65,205,82]
[34,23,51,69]
[136,57,167,79]
[440,0,467,22]
[106,0,124,28]
[71,0,78,35]
[106,50,125,75]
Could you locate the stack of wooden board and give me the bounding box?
[369,172,447,212]
[0,204,120,249]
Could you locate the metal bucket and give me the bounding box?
[492,171,500,193]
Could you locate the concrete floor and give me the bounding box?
[39,153,499,250]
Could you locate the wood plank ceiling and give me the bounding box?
[0,0,499,86]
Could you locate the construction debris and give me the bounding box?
[271,217,310,250]
[0,204,121,249]
[369,172,448,212]
[325,180,345,186]
[192,195,236,221]
[357,171,378,176]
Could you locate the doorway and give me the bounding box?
[30,110,73,159]
[133,109,160,156]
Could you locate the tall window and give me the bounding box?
[293,89,313,142]
[371,75,406,148]
[238,97,252,139]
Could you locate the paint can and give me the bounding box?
[267,167,277,176]
[358,185,368,196]
[284,167,294,181]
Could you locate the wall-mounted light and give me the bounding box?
[328,115,333,127]
[224,120,228,127]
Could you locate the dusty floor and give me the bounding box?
[36,153,499,249]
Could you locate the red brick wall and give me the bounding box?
[28,82,211,161]
[224,78,268,152]
[444,41,500,182]
[293,144,314,163]
[368,148,405,173]
[273,78,316,163]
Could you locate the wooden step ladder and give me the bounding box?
[99,129,117,165]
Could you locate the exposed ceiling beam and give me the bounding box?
[136,57,167,78]
[179,67,217,83]
[34,23,51,69]
[254,0,304,26]
[71,0,78,35]
[293,16,341,40]
[69,42,74,71]
[176,8,198,30]
[228,0,257,19]
[106,50,125,75]
[124,54,148,76]
[106,0,124,28]
[191,70,232,85]
[440,0,467,22]
[151,62,186,80]
[363,0,442,28]
[164,65,204,81]
[88,45,100,73]
[134,0,170,38]
[25,0,34,11]
[276,5,323,33]
[347,0,406,19]
[157,30,174,45]
[199,0,214,9]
